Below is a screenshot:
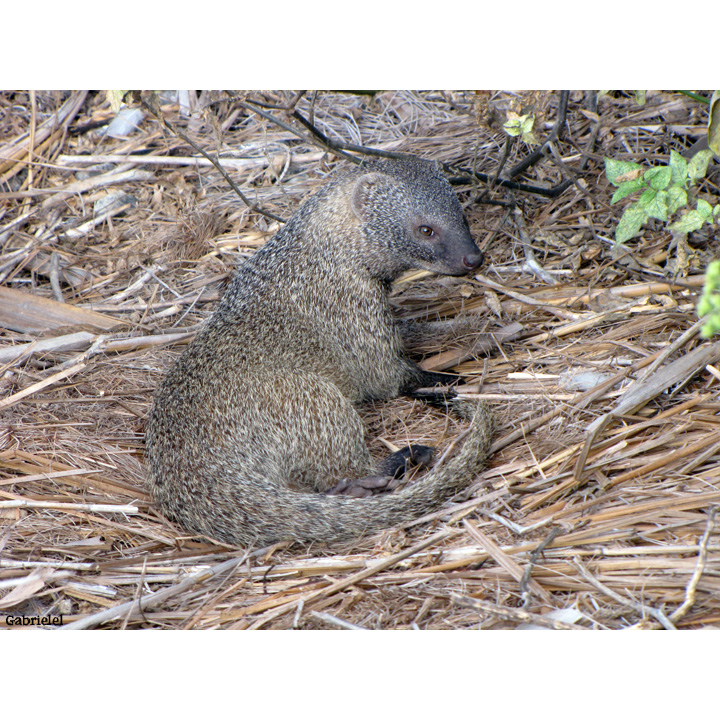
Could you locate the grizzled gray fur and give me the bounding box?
[145,157,494,547]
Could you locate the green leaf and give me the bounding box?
[669,150,688,186]
[688,149,714,181]
[615,202,648,243]
[503,113,535,143]
[669,209,706,235]
[637,187,657,209]
[701,317,720,338]
[605,157,644,186]
[706,260,720,287]
[634,90,647,106]
[666,185,688,215]
[644,166,672,190]
[611,178,645,204]
[644,189,668,221]
[636,187,668,221]
[698,260,720,338]
[697,198,714,221]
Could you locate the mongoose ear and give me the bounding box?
[351,172,390,220]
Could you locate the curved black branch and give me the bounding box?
[243,91,308,111]
[289,109,363,164]
[448,169,572,199]
[225,93,572,201]
[508,90,570,179]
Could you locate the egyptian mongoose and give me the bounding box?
[145,157,494,546]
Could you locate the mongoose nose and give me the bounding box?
[462,250,484,270]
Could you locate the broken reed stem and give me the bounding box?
[475,273,578,320]
[452,595,587,630]
[0,500,139,514]
[309,611,367,630]
[636,316,704,381]
[247,530,452,628]
[462,519,553,604]
[60,552,256,630]
[574,558,676,630]
[669,506,718,624]
[519,527,563,606]
[0,361,87,411]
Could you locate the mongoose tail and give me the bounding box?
[153,402,493,547]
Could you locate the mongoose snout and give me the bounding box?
[462,248,484,271]
[407,207,484,277]
[145,156,494,547]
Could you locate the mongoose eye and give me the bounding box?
[418,225,435,237]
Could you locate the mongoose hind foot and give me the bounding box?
[326,444,434,498]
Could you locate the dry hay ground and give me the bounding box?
[0,90,719,630]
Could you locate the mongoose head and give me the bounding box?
[351,158,485,279]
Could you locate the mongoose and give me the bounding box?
[145,157,494,547]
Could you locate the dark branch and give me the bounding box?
[448,170,573,199]
[508,90,570,179]
[142,96,286,224]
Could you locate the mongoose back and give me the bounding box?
[145,157,494,546]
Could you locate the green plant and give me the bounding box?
[697,260,720,338]
[503,112,537,146]
[605,149,718,244]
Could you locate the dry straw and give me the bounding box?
[1,90,718,629]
